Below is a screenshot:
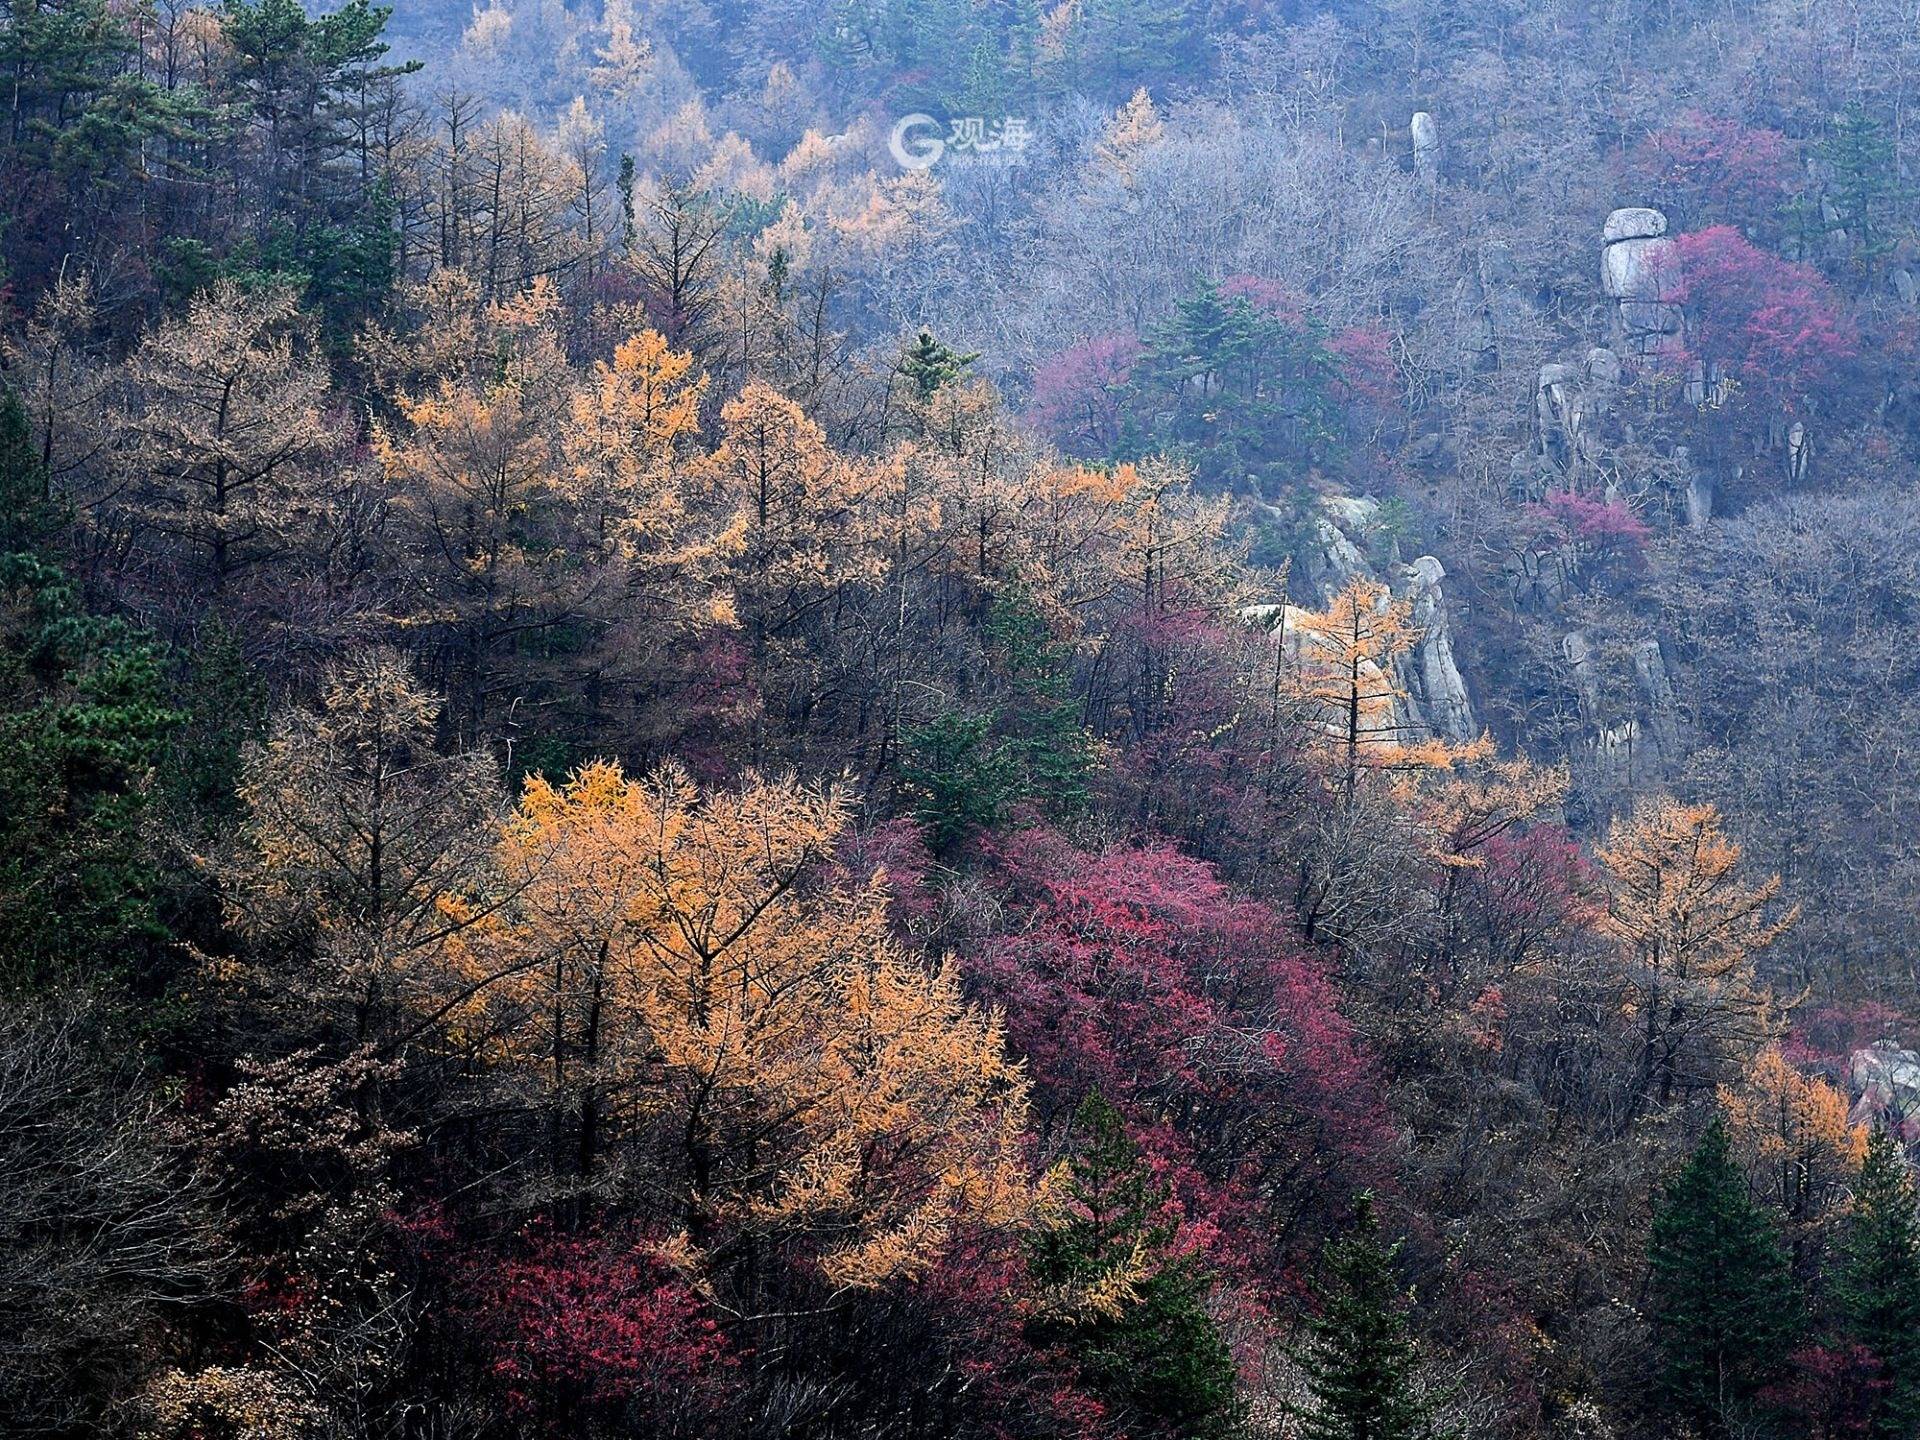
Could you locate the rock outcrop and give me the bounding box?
[1787,422,1811,484]
[1559,627,1684,790]
[1681,447,1714,530]
[1301,496,1372,596]
[1534,346,1625,478]
[1684,359,1728,408]
[1850,1042,1920,1141]
[1246,496,1477,747]
[1601,206,1680,355]
[1459,237,1535,373]
[1397,555,1477,743]
[1632,635,1682,759]
[1411,111,1441,179]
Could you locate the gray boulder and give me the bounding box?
[1850,1041,1920,1141]
[1411,112,1442,178]
[1601,206,1681,354]
[1395,555,1477,743]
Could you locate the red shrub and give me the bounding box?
[1661,226,1856,413]
[967,828,1385,1263]
[1220,274,1308,324]
[1638,111,1794,230]
[835,817,939,934]
[1029,333,1142,455]
[456,1226,730,1424]
[1328,324,1398,406]
[1760,1343,1884,1439]
[1523,490,1652,567]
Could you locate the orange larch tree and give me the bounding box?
[121,281,330,592]
[559,327,707,563]
[443,759,1040,1306]
[229,649,504,1044]
[374,279,588,731]
[702,381,885,746]
[1720,1045,1865,1261]
[1291,577,1491,800]
[1597,796,1796,1114]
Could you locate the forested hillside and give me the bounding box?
[8,0,1920,1435]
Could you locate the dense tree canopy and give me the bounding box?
[9,0,1920,1434]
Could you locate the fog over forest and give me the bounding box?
[9,0,1920,1435]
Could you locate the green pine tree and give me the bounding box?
[897,328,980,401]
[1294,1194,1440,1440]
[0,0,185,174]
[949,38,1012,121]
[0,390,54,553]
[0,385,184,996]
[1647,1117,1802,1437]
[170,617,265,817]
[898,707,1019,852]
[1838,1126,1920,1439]
[618,153,638,255]
[217,0,417,330]
[984,585,1096,815]
[873,0,982,104]
[1004,0,1042,105]
[0,0,199,296]
[1131,279,1339,495]
[1042,0,1202,97]
[816,0,883,78]
[1027,1092,1242,1439]
[0,552,183,996]
[1816,104,1905,282]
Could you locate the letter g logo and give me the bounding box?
[889,114,944,171]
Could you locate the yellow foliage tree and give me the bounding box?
[449,760,1038,1299]
[1597,796,1796,1111]
[907,394,1058,593]
[230,649,502,1042]
[468,113,587,298]
[123,280,330,589]
[827,171,956,259]
[589,0,654,99]
[358,268,485,391]
[374,280,582,728]
[709,381,882,588]
[1421,757,1569,868]
[1720,1045,1866,1241]
[703,382,886,731]
[1292,578,1491,798]
[138,1364,320,1440]
[0,270,115,507]
[560,328,709,563]
[1094,87,1166,180]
